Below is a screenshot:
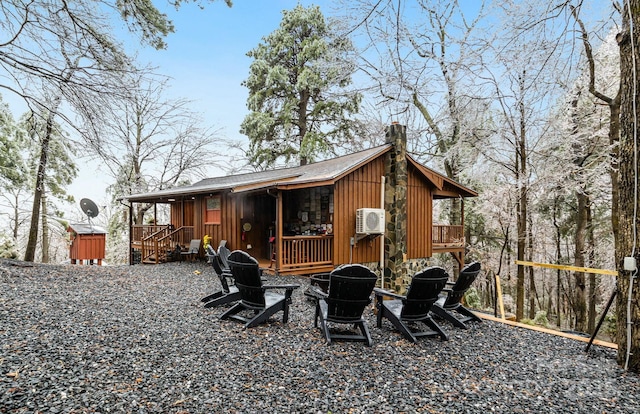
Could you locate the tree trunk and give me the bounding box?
[516,184,526,321]
[573,191,588,332]
[554,198,562,328]
[587,204,597,334]
[12,193,19,241]
[616,3,640,372]
[528,267,536,319]
[24,105,59,261]
[515,71,527,321]
[527,215,536,320]
[298,90,309,166]
[41,191,50,263]
[24,88,66,262]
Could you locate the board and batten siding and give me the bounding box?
[170,200,194,228]
[70,234,105,262]
[407,164,433,259]
[333,156,385,265]
[202,192,239,250]
[169,193,238,250]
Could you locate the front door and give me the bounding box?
[240,193,276,261]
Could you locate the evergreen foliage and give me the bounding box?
[0,233,18,259]
[0,96,27,190]
[240,5,361,168]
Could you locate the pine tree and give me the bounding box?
[240,5,361,168]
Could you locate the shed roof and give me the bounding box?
[123,144,477,203]
[69,223,107,235]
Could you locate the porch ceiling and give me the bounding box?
[408,155,478,198]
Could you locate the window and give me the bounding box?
[206,195,221,224]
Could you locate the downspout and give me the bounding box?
[380,176,385,288]
[460,195,465,269]
[276,191,283,274]
[266,188,278,199]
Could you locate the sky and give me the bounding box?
[6,0,608,220]
[66,0,336,215]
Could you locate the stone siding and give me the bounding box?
[384,123,408,292]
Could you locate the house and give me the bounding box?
[122,124,477,289]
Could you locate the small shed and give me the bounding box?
[68,223,107,265]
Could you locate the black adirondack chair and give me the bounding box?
[217,241,231,270]
[201,246,240,308]
[374,267,449,343]
[432,262,482,329]
[219,250,299,329]
[314,264,377,346]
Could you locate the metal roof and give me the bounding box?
[69,222,107,235]
[123,145,392,202]
[122,144,477,203]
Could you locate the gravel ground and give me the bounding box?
[1,259,639,413]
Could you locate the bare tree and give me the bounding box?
[471,0,581,320]
[568,6,621,334]
[0,0,232,109]
[81,72,223,224]
[1,1,134,261]
[346,0,488,228]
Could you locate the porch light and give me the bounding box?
[168,198,175,202]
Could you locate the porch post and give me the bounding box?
[128,202,133,265]
[276,191,283,273]
[384,123,408,292]
[460,197,465,270]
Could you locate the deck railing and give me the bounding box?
[280,235,333,272]
[133,224,463,266]
[432,224,464,246]
[133,225,167,242]
[133,225,194,246]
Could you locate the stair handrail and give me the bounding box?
[141,225,171,262]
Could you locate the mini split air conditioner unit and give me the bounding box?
[356,208,385,234]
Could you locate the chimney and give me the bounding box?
[384,123,408,291]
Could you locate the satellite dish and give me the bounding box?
[80,198,99,219]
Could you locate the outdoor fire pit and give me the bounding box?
[304,272,331,301]
[309,272,330,293]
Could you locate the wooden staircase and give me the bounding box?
[139,226,195,264]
